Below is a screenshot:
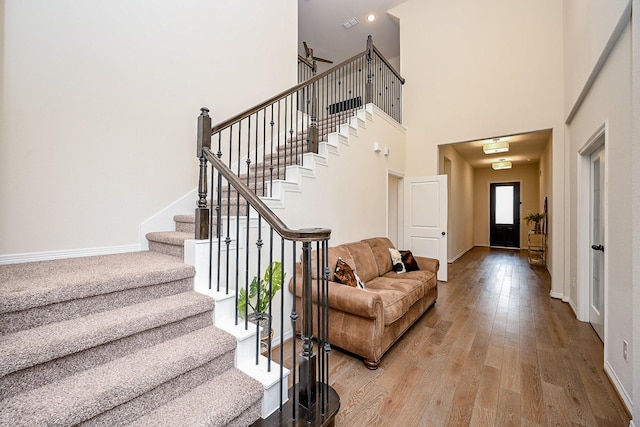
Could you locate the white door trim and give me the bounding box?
[576,122,607,323]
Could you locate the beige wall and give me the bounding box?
[473,164,540,249]
[563,0,631,114]
[0,0,297,256]
[390,0,565,176]
[439,145,474,261]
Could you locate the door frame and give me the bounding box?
[577,122,608,327]
[387,170,405,248]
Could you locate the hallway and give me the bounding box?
[328,247,630,426]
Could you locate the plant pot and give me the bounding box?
[248,312,272,351]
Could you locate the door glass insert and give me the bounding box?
[495,185,514,225]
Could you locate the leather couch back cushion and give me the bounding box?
[311,245,355,281]
[361,237,395,276]
[344,242,379,282]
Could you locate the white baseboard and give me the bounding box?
[0,244,141,265]
[448,245,474,263]
[604,361,634,416]
[549,290,564,299]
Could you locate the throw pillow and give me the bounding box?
[400,250,420,271]
[389,248,406,273]
[334,257,365,289]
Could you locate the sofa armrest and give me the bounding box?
[414,256,439,274]
[289,277,384,320]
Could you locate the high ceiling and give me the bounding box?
[298,0,405,72]
[298,0,550,169]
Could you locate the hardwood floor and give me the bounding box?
[275,247,631,426]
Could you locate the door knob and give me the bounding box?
[591,244,604,252]
[441,231,446,236]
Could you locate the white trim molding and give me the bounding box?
[576,122,607,322]
[0,244,141,265]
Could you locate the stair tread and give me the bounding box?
[130,367,262,427]
[0,291,214,376]
[146,231,194,245]
[0,326,235,426]
[174,214,195,223]
[0,251,194,314]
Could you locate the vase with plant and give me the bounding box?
[237,261,285,346]
[524,211,546,233]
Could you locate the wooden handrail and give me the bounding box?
[211,49,369,134]
[298,54,314,69]
[202,146,331,242]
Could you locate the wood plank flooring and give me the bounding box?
[274,247,631,426]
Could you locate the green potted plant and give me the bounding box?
[237,261,285,344]
[524,211,546,233]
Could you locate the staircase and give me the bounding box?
[0,251,263,426]
[0,104,381,427]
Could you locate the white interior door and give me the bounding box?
[404,175,448,281]
[589,148,605,341]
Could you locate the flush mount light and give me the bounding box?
[492,160,512,170]
[483,140,509,154]
[367,14,376,22]
[343,18,360,29]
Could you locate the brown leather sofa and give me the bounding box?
[289,237,439,369]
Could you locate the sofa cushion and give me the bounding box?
[334,257,365,289]
[311,245,355,281]
[382,270,436,291]
[400,250,420,272]
[361,237,395,276]
[389,248,406,273]
[344,242,380,283]
[364,277,424,325]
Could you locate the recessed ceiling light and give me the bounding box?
[343,17,359,29]
[367,14,376,22]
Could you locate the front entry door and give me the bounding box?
[589,148,605,341]
[490,182,520,248]
[404,175,448,281]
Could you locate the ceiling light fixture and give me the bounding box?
[492,160,512,170]
[483,140,509,154]
[367,14,376,22]
[343,18,359,29]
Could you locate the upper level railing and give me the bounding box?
[199,36,404,210]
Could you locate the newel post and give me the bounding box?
[298,241,317,412]
[195,107,212,240]
[365,35,374,105]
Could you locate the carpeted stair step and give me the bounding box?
[129,367,262,427]
[0,251,195,335]
[146,231,194,258]
[174,214,196,234]
[0,326,248,426]
[0,291,214,399]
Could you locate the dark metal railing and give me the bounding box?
[199,36,404,216]
[196,107,337,422]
